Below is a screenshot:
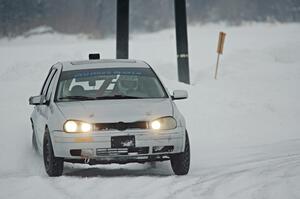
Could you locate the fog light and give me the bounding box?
[153,146,174,153]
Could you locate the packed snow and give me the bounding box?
[0,23,300,199]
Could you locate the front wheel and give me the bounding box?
[170,131,190,175]
[43,128,64,177]
[31,121,38,152]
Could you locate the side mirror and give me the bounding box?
[89,79,96,87]
[172,90,188,100]
[29,95,47,105]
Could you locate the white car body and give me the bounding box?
[30,58,189,175]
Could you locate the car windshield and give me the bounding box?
[55,67,168,101]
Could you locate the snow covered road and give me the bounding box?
[1,140,300,199]
[0,23,300,199]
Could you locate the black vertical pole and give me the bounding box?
[174,0,190,84]
[116,0,129,59]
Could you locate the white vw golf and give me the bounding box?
[29,56,190,176]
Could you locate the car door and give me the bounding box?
[35,68,57,147]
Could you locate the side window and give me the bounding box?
[45,70,58,101]
[41,69,56,96]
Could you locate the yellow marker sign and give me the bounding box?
[217,32,226,54]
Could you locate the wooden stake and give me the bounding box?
[215,32,226,80]
[214,53,220,80]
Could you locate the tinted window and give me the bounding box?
[56,67,167,101]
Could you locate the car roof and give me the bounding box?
[60,59,150,71]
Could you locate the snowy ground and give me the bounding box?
[0,23,300,199]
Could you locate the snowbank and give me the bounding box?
[0,23,299,199]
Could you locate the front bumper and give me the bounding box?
[51,127,185,162]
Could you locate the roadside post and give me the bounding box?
[214,32,226,79]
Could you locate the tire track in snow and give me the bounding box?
[164,153,300,199]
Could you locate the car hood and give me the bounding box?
[56,98,173,123]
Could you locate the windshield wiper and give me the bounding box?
[95,95,142,100]
[59,96,95,101]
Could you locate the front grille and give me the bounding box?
[96,147,149,156]
[96,148,128,156]
[94,121,148,131]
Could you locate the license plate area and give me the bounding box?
[111,136,135,148]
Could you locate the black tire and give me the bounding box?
[170,131,190,175]
[43,128,64,177]
[31,121,38,152]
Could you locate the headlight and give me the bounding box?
[64,120,92,133]
[150,117,177,130]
